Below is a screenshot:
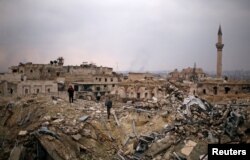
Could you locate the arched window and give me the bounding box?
[203,89,206,94]
[213,86,218,95]
[25,89,29,94]
[225,87,230,94]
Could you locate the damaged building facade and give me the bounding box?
[115,73,167,100]
[168,66,207,82]
[0,26,250,160]
[1,57,121,99]
[193,79,250,96]
[72,73,120,100]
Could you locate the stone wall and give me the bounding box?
[0,81,18,96]
[0,73,21,82]
[115,81,167,100]
[10,63,65,80]
[17,80,58,96]
[128,73,153,81]
[195,82,250,95]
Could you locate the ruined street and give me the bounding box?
[1,83,250,160]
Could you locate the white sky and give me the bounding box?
[0,0,250,72]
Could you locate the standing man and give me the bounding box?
[68,85,74,103]
[105,96,112,119]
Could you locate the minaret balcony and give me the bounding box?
[216,43,224,50]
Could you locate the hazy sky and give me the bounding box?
[0,0,249,72]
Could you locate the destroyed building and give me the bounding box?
[127,72,155,81]
[193,79,250,96]
[1,80,250,160]
[168,67,207,82]
[72,73,120,100]
[0,26,250,160]
[0,57,121,98]
[115,79,167,100]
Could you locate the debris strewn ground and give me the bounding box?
[1,84,250,160]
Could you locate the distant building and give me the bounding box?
[168,67,206,82]
[17,80,58,95]
[72,73,119,100]
[190,26,250,96]
[114,75,167,100]
[2,57,121,97]
[192,79,250,96]
[127,72,154,81]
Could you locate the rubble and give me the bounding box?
[18,130,28,136]
[0,83,250,160]
[78,115,89,122]
[181,140,197,156]
[71,134,82,141]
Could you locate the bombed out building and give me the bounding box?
[193,79,250,96]
[115,72,168,100]
[0,57,121,98]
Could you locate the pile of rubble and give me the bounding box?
[0,84,250,160]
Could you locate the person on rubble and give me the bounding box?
[67,85,74,103]
[105,96,112,119]
[96,92,101,102]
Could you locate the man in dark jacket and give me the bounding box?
[68,85,74,103]
[105,97,112,119]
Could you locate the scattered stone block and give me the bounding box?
[181,140,197,156]
[18,130,28,136]
[72,134,82,141]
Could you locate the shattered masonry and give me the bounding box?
[1,82,250,160]
[0,57,250,160]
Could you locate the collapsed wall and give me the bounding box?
[0,83,249,160]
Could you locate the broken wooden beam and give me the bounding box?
[132,119,138,138]
[112,111,120,126]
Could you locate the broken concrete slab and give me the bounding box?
[18,130,28,136]
[51,118,64,124]
[78,115,89,122]
[72,134,82,141]
[9,145,23,160]
[181,140,197,156]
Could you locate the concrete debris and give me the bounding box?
[18,130,28,136]
[52,118,64,124]
[112,110,120,126]
[200,154,208,160]
[43,115,51,121]
[181,140,197,156]
[78,115,89,122]
[224,110,244,137]
[8,145,23,160]
[71,134,82,141]
[0,82,250,160]
[35,126,59,139]
[173,151,186,160]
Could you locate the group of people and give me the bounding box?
[67,85,112,119]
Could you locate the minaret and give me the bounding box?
[216,25,224,78]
